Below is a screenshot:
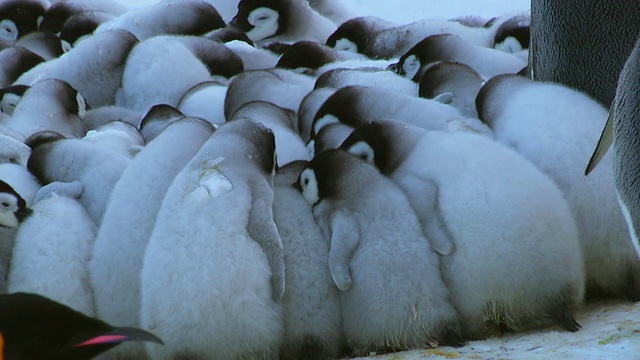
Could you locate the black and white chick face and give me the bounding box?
[344,140,375,165]
[295,167,320,206]
[389,53,421,81]
[231,1,282,43]
[0,180,32,228]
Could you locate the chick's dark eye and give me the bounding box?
[359,153,368,160]
[1,202,9,207]
[304,178,309,185]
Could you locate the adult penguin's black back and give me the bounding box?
[529,0,640,106]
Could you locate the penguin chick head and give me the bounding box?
[390,34,458,82]
[231,0,291,43]
[0,180,32,228]
[340,120,395,173]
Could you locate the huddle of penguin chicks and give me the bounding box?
[0,0,637,359]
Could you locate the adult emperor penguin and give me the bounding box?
[587,35,640,263]
[419,61,484,118]
[390,34,526,82]
[274,160,346,359]
[95,1,225,41]
[90,118,214,360]
[230,101,309,165]
[229,0,337,46]
[8,180,96,317]
[530,0,640,107]
[3,78,85,139]
[295,149,464,355]
[340,120,585,339]
[140,119,285,359]
[478,74,640,300]
[26,131,131,226]
[0,292,163,360]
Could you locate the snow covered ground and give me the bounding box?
[354,300,640,360]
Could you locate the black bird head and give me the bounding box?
[0,293,163,360]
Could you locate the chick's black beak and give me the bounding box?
[387,62,402,75]
[292,180,302,192]
[15,207,33,223]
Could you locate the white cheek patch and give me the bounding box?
[246,7,279,42]
[76,92,87,119]
[334,38,358,53]
[0,193,19,228]
[1,93,21,116]
[347,140,375,164]
[494,36,523,53]
[300,168,319,205]
[306,139,316,158]
[0,19,18,41]
[314,114,339,135]
[402,54,421,80]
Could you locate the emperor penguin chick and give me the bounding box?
[140,119,285,359]
[26,131,131,226]
[275,161,347,360]
[390,34,526,82]
[2,78,85,139]
[229,100,309,165]
[296,149,465,355]
[340,120,585,339]
[8,180,96,317]
[229,0,337,46]
[89,118,214,360]
[478,74,640,300]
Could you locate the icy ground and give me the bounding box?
[353,301,640,359]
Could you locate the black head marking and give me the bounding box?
[475,73,527,126]
[277,41,338,70]
[493,14,530,48]
[15,31,66,60]
[25,130,65,184]
[395,34,457,81]
[339,121,394,172]
[326,18,370,51]
[60,11,115,45]
[0,179,32,224]
[232,0,291,37]
[418,61,482,99]
[0,47,44,86]
[312,86,366,136]
[0,0,46,38]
